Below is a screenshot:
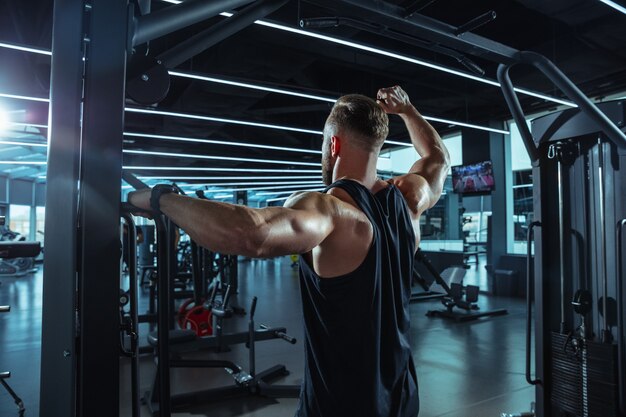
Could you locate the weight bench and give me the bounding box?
[426,273,508,322]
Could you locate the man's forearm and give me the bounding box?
[158,193,263,256]
[400,106,446,160]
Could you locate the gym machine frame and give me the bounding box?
[39,0,626,416]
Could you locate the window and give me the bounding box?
[508,120,534,254]
[9,204,31,238]
[36,206,45,241]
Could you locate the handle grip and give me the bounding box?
[250,296,258,320]
[526,221,542,386]
[260,324,297,344]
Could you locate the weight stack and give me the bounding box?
[551,332,583,416]
[586,340,618,417]
[550,332,619,417]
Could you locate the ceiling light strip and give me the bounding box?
[171,180,323,187]
[125,132,322,154]
[0,93,50,103]
[124,165,322,173]
[169,71,337,103]
[421,116,510,135]
[138,175,322,180]
[0,140,48,147]
[0,42,52,56]
[125,107,323,135]
[266,196,292,203]
[599,0,626,15]
[179,183,324,192]
[0,161,46,165]
[256,188,324,196]
[123,149,320,166]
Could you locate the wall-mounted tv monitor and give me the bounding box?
[451,160,495,195]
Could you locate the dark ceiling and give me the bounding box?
[0,0,625,193]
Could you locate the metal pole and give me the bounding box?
[133,0,254,46]
[556,146,566,334]
[157,0,289,68]
[122,211,140,417]
[40,0,84,415]
[597,138,611,343]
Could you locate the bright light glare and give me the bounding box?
[0,108,8,133]
[599,0,626,14]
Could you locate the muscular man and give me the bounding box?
[129,86,449,417]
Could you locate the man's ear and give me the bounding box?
[330,135,341,157]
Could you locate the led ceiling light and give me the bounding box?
[125,132,322,154]
[124,165,322,173]
[169,71,337,103]
[599,0,626,14]
[9,122,49,129]
[181,183,324,192]
[0,93,50,103]
[123,149,320,166]
[138,175,322,180]
[213,194,234,199]
[0,42,52,56]
[125,107,322,135]
[0,140,48,147]
[256,188,324,196]
[172,180,323,188]
[0,161,46,165]
[266,196,292,203]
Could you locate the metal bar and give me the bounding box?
[597,139,611,343]
[526,221,541,386]
[556,148,566,334]
[0,305,9,313]
[40,0,84,415]
[154,214,172,417]
[157,0,289,68]
[617,218,626,415]
[454,11,497,36]
[519,52,626,148]
[77,0,128,415]
[303,0,519,63]
[133,0,254,46]
[496,64,540,164]
[121,211,141,417]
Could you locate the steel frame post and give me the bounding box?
[40,0,85,416]
[77,0,129,416]
[42,0,130,416]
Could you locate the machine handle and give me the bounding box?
[0,306,10,313]
[250,296,258,320]
[260,324,297,344]
[526,221,542,386]
[617,219,626,415]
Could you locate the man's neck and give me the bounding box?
[332,152,382,189]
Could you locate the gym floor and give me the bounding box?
[0,255,533,417]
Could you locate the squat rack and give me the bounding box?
[39,1,626,417]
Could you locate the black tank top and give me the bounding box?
[296,179,419,417]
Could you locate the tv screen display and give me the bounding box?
[452,160,495,195]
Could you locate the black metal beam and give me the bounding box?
[77,0,128,415]
[158,0,290,68]
[39,0,84,415]
[132,0,254,46]
[303,0,519,63]
[497,51,626,165]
